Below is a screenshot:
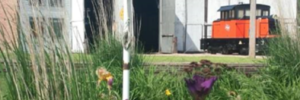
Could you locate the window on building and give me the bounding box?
[238,10,244,19]
[263,10,269,16]
[29,0,42,6]
[49,18,64,38]
[50,0,63,7]
[29,17,45,37]
[29,17,37,37]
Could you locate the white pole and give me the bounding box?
[249,0,256,58]
[122,0,131,99]
[122,48,130,100]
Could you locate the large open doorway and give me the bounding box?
[133,0,159,53]
[84,0,113,52]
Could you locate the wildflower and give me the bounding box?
[200,59,213,66]
[214,67,222,75]
[184,75,217,100]
[190,62,199,68]
[183,65,193,73]
[96,67,113,90]
[202,67,211,74]
[227,91,237,97]
[165,89,171,96]
[196,63,203,68]
[107,76,113,89]
[227,91,241,100]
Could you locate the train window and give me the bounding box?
[221,12,225,19]
[230,10,235,18]
[245,9,250,17]
[238,10,244,19]
[256,9,262,16]
[263,11,269,16]
[225,11,228,19]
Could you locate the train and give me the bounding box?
[200,4,279,55]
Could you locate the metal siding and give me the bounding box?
[175,0,186,52]
[159,0,175,53]
[186,0,204,52]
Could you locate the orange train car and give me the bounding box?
[201,4,278,54]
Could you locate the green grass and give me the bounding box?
[0,74,7,98]
[144,56,265,63]
[1,53,264,64]
[1,1,300,99]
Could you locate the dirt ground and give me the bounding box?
[143,53,266,59]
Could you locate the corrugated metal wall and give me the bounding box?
[174,0,205,52]
[159,0,175,53]
[175,0,186,52]
[185,0,205,52]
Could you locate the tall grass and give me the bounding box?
[1,1,300,100]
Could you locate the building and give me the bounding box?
[0,0,18,49]
[3,0,110,53]
[18,0,89,53]
[2,0,297,54]
[112,0,297,53]
[18,0,72,52]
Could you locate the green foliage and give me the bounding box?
[91,34,144,68]
[1,1,300,100]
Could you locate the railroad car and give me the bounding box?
[200,4,278,55]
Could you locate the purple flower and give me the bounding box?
[184,75,217,98]
[107,77,113,90]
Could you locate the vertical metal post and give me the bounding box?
[249,0,256,58]
[159,0,162,53]
[122,0,131,100]
[204,0,208,39]
[184,0,187,52]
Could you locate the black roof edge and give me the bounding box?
[217,4,270,12]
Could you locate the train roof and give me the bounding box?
[218,4,270,12]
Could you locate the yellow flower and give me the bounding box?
[96,67,113,88]
[165,89,171,96]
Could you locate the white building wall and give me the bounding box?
[175,0,186,52]
[174,0,204,52]
[71,0,85,53]
[185,0,205,52]
[19,0,72,52]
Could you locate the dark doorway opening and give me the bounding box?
[84,0,113,52]
[133,0,159,53]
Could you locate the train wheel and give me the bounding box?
[210,50,217,54]
[208,47,217,54]
[221,47,231,54]
[239,47,248,55]
[221,48,229,54]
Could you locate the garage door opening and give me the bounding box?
[84,0,113,52]
[133,0,159,53]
